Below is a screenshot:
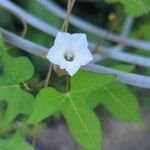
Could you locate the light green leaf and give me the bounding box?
[88,82,142,123]
[105,0,150,16]
[27,87,64,124]
[0,132,34,150]
[63,95,101,150]
[101,82,142,123]
[28,70,115,150]
[0,35,34,132]
[70,70,116,99]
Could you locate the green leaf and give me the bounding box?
[28,70,115,150]
[0,35,34,132]
[28,70,116,124]
[88,82,142,123]
[0,132,34,150]
[63,95,101,150]
[105,0,150,16]
[101,82,142,122]
[27,87,64,124]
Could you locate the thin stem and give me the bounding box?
[32,123,39,148]
[23,82,31,91]
[66,75,70,92]
[61,0,75,32]
[61,0,72,32]
[45,63,53,86]
[32,56,52,149]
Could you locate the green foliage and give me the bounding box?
[0,0,146,149]
[87,64,142,123]
[28,70,116,150]
[89,82,142,123]
[105,0,150,16]
[0,35,34,132]
[63,97,101,150]
[0,132,34,150]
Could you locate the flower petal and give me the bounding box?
[76,48,93,65]
[54,32,71,50]
[65,62,81,76]
[47,46,63,65]
[71,33,88,50]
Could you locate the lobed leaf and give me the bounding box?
[87,64,142,123]
[0,35,34,132]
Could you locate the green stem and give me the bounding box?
[66,75,70,92]
[32,123,39,147]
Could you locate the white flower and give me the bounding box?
[47,32,93,76]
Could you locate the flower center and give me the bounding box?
[64,51,74,62]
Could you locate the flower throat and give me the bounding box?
[64,52,74,62]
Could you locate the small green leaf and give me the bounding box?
[28,70,115,150]
[0,35,34,131]
[0,132,34,150]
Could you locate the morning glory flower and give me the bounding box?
[47,32,93,76]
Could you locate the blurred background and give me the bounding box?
[0,0,150,150]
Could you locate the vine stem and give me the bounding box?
[66,75,71,92]
[46,0,75,86]
[45,63,53,86]
[32,123,39,147]
[32,0,75,147]
[32,61,52,148]
[61,0,72,32]
[23,82,31,91]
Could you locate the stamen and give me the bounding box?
[64,52,74,62]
